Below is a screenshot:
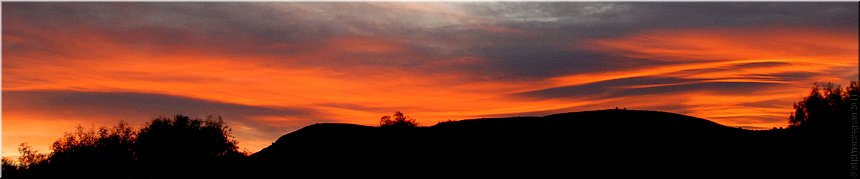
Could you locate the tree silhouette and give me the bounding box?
[2,157,20,178]
[786,81,858,176]
[5,114,245,178]
[135,115,243,178]
[789,81,858,130]
[1,143,50,178]
[136,115,240,160]
[379,111,419,128]
[16,143,47,170]
[48,122,137,177]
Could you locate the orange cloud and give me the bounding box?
[4,14,856,161]
[2,19,557,156]
[584,26,857,63]
[545,26,858,129]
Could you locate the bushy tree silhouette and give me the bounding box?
[789,81,858,130]
[379,111,419,128]
[136,115,242,178]
[48,122,137,177]
[1,143,50,178]
[786,81,858,176]
[2,157,20,178]
[5,115,245,178]
[16,143,47,171]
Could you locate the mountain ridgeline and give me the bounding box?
[246,110,831,178]
[4,82,853,178]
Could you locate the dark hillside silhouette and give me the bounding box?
[249,110,802,178]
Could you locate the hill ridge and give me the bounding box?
[243,109,818,178]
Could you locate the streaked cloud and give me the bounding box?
[2,2,857,157]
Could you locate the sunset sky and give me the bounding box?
[3,2,858,157]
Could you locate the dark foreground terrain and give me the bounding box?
[3,110,845,178]
[245,110,840,178]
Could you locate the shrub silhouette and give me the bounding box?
[379,111,419,128]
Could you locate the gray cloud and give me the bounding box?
[484,2,857,33]
[618,81,781,96]
[515,70,820,100]
[6,2,855,82]
[514,76,690,99]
